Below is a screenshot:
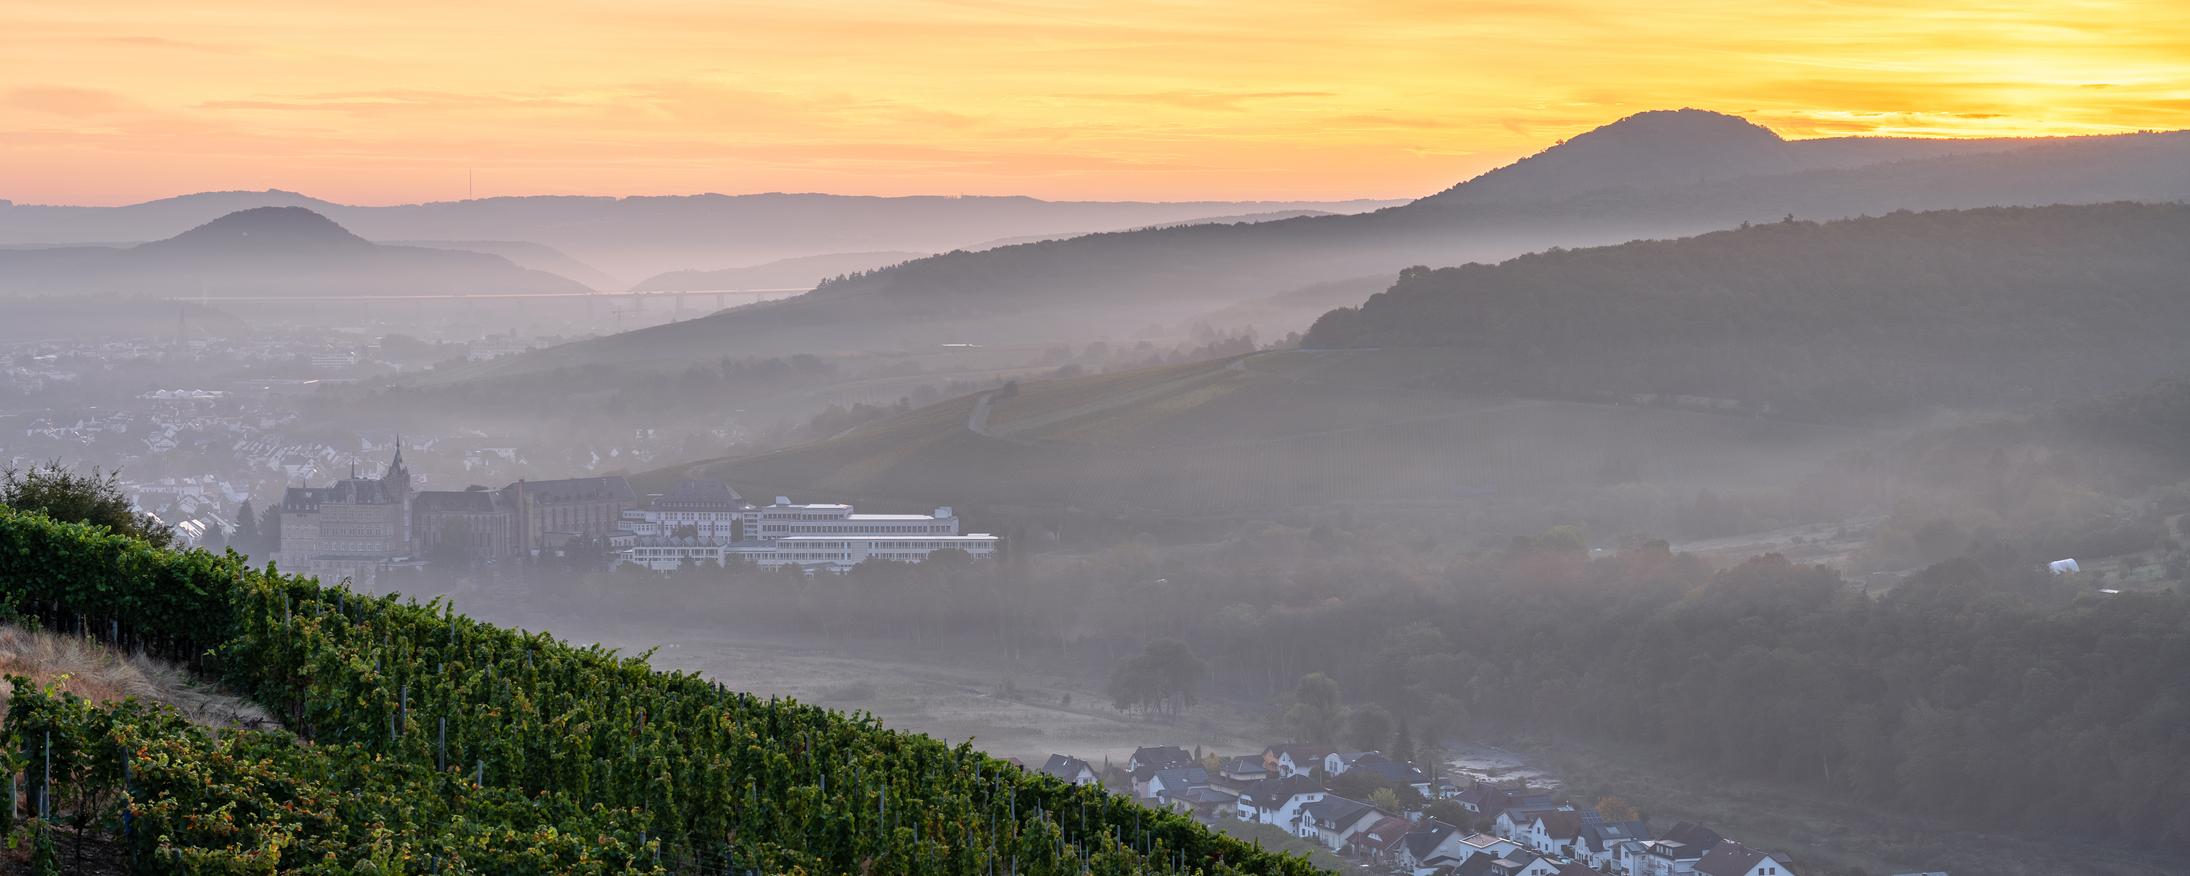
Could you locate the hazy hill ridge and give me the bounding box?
[0,206,592,298]
[0,190,1404,281]
[658,203,2190,524]
[461,110,2190,378]
[629,250,928,292]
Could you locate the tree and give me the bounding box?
[1392,715,1415,765]
[1594,795,1641,822]
[233,499,260,555]
[257,503,283,557]
[1343,704,1394,752]
[1,462,171,547]
[1106,639,1207,718]
[1422,799,1476,832]
[1368,787,1403,814]
[1329,768,1418,806]
[1283,673,1344,745]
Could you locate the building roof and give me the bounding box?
[1148,766,1209,790]
[1532,809,1587,839]
[1221,755,1268,774]
[1348,756,1429,786]
[1658,822,1724,856]
[652,479,742,511]
[1350,815,1417,852]
[1695,842,1789,876]
[1500,805,1564,827]
[283,475,402,509]
[1176,786,1236,806]
[1298,795,1376,829]
[1265,743,1334,763]
[1130,746,1195,770]
[1580,820,1652,847]
[1039,754,1095,781]
[1452,854,1499,876]
[414,489,503,512]
[514,476,636,504]
[1399,820,1459,859]
[1238,775,1321,808]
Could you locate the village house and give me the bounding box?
[1344,814,1417,866]
[1693,841,1798,876]
[1324,750,1373,775]
[1143,766,1210,805]
[1577,819,1653,871]
[1453,848,1561,876]
[1398,824,1526,873]
[1627,822,1724,876]
[1436,832,1531,872]
[1233,775,1325,826]
[1392,820,1464,871]
[1263,744,1332,778]
[1037,754,1099,786]
[1217,754,1269,783]
[1336,752,1432,794]
[1129,746,1195,773]
[1293,795,1387,850]
[1494,801,1577,843]
[1524,809,1592,857]
[1455,780,1560,825]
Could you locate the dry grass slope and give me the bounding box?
[0,624,271,730]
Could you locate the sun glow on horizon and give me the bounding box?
[4,0,2188,205]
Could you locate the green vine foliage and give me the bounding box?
[0,509,1321,875]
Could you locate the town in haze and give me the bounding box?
[4,2,2190,875]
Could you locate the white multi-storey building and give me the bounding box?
[747,497,962,539]
[615,486,997,572]
[618,479,745,541]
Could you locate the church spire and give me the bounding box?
[384,435,412,495]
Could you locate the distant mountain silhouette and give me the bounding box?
[1419,108,2038,206]
[0,207,591,298]
[0,192,1404,282]
[455,110,2190,380]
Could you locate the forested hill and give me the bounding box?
[1301,203,2190,419]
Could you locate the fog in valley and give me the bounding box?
[9,101,2190,876]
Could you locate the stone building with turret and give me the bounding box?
[275,444,414,584]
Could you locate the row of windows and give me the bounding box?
[768,525,952,535]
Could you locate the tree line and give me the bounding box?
[568,518,2190,854]
[1304,204,2190,420]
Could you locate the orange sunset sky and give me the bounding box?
[5,0,2189,206]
